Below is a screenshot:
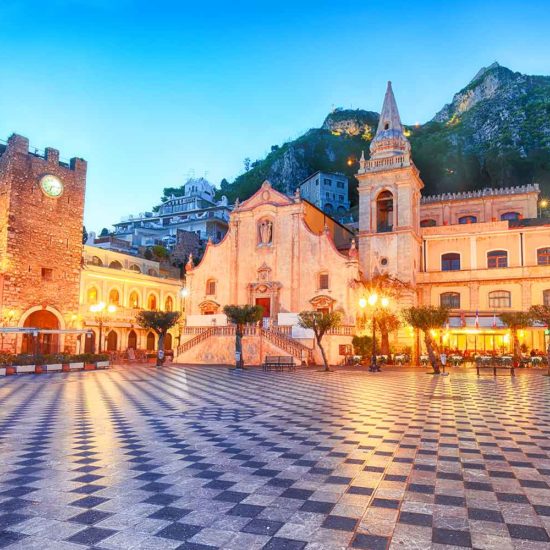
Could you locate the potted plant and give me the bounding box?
[95,353,110,369]
[14,354,38,374]
[68,353,85,371]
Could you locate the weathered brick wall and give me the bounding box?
[0,134,87,334]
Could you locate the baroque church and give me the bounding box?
[180,82,550,364]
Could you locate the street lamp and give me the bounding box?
[359,293,389,372]
[89,302,116,353]
[539,198,548,218]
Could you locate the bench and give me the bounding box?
[263,355,295,372]
[476,359,515,377]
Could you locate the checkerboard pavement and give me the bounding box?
[1,366,550,549]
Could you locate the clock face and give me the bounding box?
[40,174,64,198]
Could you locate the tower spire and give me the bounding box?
[369,81,411,161]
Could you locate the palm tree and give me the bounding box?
[298,310,342,371]
[136,310,181,366]
[499,311,533,366]
[355,274,410,355]
[402,306,449,374]
[223,305,264,369]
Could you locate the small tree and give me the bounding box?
[223,305,263,368]
[376,312,401,356]
[352,334,373,363]
[136,310,181,366]
[499,311,533,365]
[402,306,449,374]
[298,310,342,372]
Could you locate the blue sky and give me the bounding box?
[1,0,549,231]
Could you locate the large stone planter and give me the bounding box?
[95,361,110,369]
[45,363,62,372]
[68,362,84,371]
[16,365,35,374]
[0,367,6,376]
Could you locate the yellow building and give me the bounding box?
[80,246,183,354]
[357,82,550,356]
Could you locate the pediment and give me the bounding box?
[237,181,294,211]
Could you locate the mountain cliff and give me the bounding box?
[218,64,550,204]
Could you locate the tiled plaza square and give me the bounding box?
[1,366,550,549]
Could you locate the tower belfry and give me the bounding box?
[356,82,423,284]
[369,81,411,161]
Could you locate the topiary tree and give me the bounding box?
[402,306,449,374]
[136,310,181,366]
[223,305,264,369]
[499,311,533,365]
[298,310,342,372]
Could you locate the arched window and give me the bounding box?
[501,211,520,221]
[324,203,333,213]
[487,250,508,269]
[129,264,141,273]
[127,330,137,350]
[109,260,123,270]
[544,290,550,306]
[420,219,437,228]
[91,256,103,266]
[147,268,158,276]
[537,248,550,265]
[206,279,216,296]
[129,291,140,309]
[146,332,156,351]
[108,289,120,305]
[87,287,98,304]
[376,191,394,233]
[147,294,157,310]
[319,272,329,290]
[458,215,477,224]
[165,296,174,311]
[441,253,460,271]
[489,290,511,308]
[440,292,460,309]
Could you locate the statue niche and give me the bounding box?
[257,219,273,246]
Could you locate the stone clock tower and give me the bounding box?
[356,82,423,286]
[0,134,87,353]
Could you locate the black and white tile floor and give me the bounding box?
[1,365,550,549]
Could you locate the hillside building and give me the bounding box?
[298,171,350,215]
[113,178,231,251]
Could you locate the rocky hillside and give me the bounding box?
[219,63,550,204]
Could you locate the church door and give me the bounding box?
[255,298,271,319]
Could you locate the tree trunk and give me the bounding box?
[424,332,440,374]
[380,329,390,356]
[236,325,243,368]
[156,331,165,367]
[316,335,330,372]
[512,329,520,367]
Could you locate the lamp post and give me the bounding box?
[177,286,189,347]
[359,293,389,372]
[89,302,116,353]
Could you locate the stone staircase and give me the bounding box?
[176,326,313,364]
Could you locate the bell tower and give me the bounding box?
[356,82,423,284]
